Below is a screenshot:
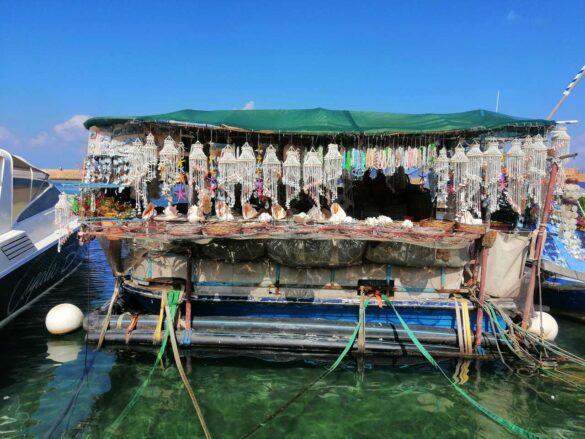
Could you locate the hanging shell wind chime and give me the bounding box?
[127,138,145,214]
[159,135,180,194]
[529,134,548,208]
[237,142,257,205]
[302,147,324,206]
[217,144,239,207]
[484,139,502,214]
[55,192,73,252]
[550,125,571,163]
[505,139,525,213]
[142,133,159,182]
[189,140,208,193]
[435,147,450,204]
[465,143,483,215]
[450,145,469,218]
[282,146,301,208]
[261,144,282,200]
[323,143,343,202]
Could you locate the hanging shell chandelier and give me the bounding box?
[127,138,145,213]
[282,146,301,208]
[159,136,180,192]
[189,141,208,192]
[529,134,548,207]
[261,144,282,201]
[466,143,483,215]
[550,125,571,163]
[435,147,450,204]
[505,139,525,213]
[217,144,239,207]
[450,145,469,218]
[238,142,257,205]
[323,143,343,202]
[484,139,502,214]
[142,133,159,182]
[303,147,324,206]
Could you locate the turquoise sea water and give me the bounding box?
[1,241,584,438]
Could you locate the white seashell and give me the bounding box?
[307,206,323,221]
[258,212,273,223]
[243,202,259,219]
[330,203,347,219]
[377,215,393,225]
[294,212,310,224]
[187,205,203,223]
[365,217,379,227]
[164,204,178,219]
[343,216,354,223]
[401,219,413,229]
[329,214,342,224]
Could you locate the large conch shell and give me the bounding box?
[216,200,233,220]
[293,212,310,225]
[330,203,347,219]
[271,203,286,220]
[198,189,212,215]
[307,205,323,221]
[164,204,178,219]
[243,202,259,219]
[142,203,156,220]
[187,205,203,223]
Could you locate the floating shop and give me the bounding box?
[68,107,575,362]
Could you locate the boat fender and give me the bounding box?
[45,304,84,335]
[527,311,558,342]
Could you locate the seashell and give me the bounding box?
[271,203,286,220]
[243,202,259,219]
[187,205,203,223]
[365,217,379,227]
[258,212,273,223]
[307,206,323,221]
[216,201,232,220]
[343,216,354,223]
[142,203,156,220]
[401,219,413,229]
[377,215,393,225]
[294,212,310,225]
[330,203,346,219]
[164,204,178,219]
[198,190,212,215]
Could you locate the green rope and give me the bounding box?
[381,295,540,439]
[104,290,180,438]
[241,299,370,439]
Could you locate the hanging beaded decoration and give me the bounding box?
[466,143,483,215]
[282,146,301,208]
[217,144,239,207]
[484,139,502,214]
[189,141,208,192]
[505,139,525,213]
[450,145,469,218]
[529,134,548,208]
[323,143,343,202]
[238,142,257,205]
[303,147,324,206]
[261,144,282,200]
[142,133,159,182]
[55,192,73,252]
[435,147,450,204]
[159,136,180,194]
[127,138,145,214]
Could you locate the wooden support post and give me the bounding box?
[96,277,122,350]
[358,287,366,354]
[522,160,558,329]
[185,249,193,331]
[474,247,489,349]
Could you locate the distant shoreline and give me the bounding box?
[43,169,83,181]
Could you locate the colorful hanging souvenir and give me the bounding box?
[282,146,301,208]
[261,144,282,200]
[217,144,239,207]
[466,143,483,215]
[435,147,450,204]
[303,147,323,205]
[159,136,180,192]
[189,141,208,192]
[238,142,257,205]
[142,133,159,182]
[323,143,343,201]
[505,139,525,213]
[450,145,469,217]
[484,139,502,214]
[55,192,73,252]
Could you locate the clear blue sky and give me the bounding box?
[1,0,583,169]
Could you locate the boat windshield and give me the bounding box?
[12,156,51,222]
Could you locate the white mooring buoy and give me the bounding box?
[527,311,559,342]
[45,304,84,335]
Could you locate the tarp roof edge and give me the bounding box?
[84,108,555,135]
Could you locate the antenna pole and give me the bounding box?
[547,64,585,120]
[495,90,500,113]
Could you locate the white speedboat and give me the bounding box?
[0,148,86,328]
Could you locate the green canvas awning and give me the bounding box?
[84,108,554,135]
